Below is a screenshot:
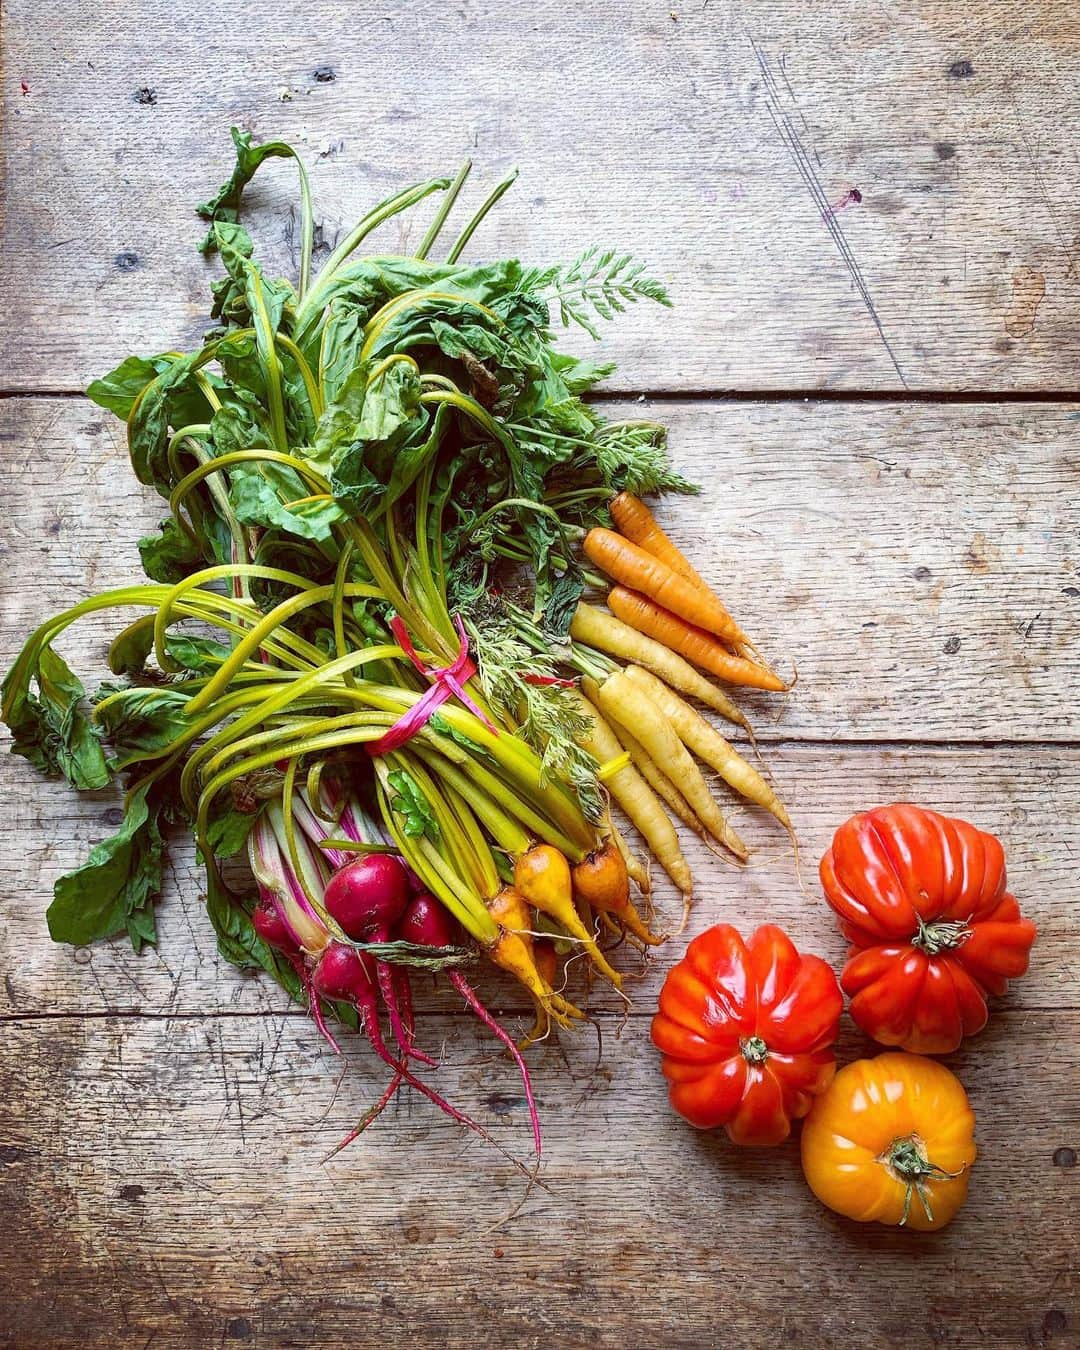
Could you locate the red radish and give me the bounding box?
[397,894,542,1159]
[324,855,410,939]
[253,893,341,1055]
[252,894,299,953]
[311,941,375,1002]
[311,941,494,1143]
[323,856,435,1067]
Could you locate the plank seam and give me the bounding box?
[3,388,1080,404]
[0,1006,1072,1023]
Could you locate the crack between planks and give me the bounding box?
[739,738,1080,751]
[1,1005,1074,1024]
[2,388,1080,405]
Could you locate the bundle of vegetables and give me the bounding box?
[1,129,791,1155]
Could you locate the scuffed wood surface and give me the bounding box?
[3,397,1076,745]
[2,3,1079,1344]
[3,0,1080,393]
[1,1011,1076,1348]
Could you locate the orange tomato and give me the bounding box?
[800,1052,976,1231]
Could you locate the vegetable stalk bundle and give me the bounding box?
[2,130,792,1158]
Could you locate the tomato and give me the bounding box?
[651,923,843,1146]
[820,803,1036,1054]
[801,1052,976,1231]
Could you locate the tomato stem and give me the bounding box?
[911,915,972,955]
[739,1035,769,1065]
[884,1134,964,1225]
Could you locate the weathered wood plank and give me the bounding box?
[1,744,1073,1017]
[3,1,1079,392]
[2,397,1075,744]
[1,1009,1075,1347]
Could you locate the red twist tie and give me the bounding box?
[367,615,499,757]
[522,673,577,688]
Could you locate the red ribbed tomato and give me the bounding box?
[651,924,843,1146]
[820,803,1036,1054]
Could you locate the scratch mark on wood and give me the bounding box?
[749,36,908,388]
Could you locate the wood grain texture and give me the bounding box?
[1,1010,1076,1348]
[3,4,1079,1342]
[3,1,1079,393]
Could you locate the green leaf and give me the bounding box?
[429,318,507,363]
[4,644,109,790]
[138,517,205,583]
[106,618,155,676]
[593,424,699,496]
[328,451,383,518]
[127,351,215,492]
[381,401,449,514]
[318,302,369,405]
[197,126,305,254]
[165,634,233,674]
[47,779,165,951]
[387,769,439,842]
[204,807,257,859]
[542,568,585,637]
[540,245,671,339]
[356,359,422,442]
[550,352,616,395]
[428,711,486,757]
[209,398,264,456]
[230,462,344,541]
[93,686,192,769]
[86,354,174,419]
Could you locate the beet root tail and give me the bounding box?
[294,958,342,1056]
[451,971,542,1160]
[376,961,438,1067]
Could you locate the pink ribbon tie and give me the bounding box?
[367,615,499,757]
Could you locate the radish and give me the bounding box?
[311,941,493,1144]
[323,856,436,1067]
[397,894,542,1159]
[324,855,409,939]
[252,892,341,1055]
[252,893,299,953]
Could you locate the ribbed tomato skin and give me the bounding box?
[651,924,843,1146]
[820,803,1036,1053]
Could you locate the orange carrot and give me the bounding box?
[584,527,746,644]
[609,492,708,590]
[610,493,768,669]
[608,587,788,692]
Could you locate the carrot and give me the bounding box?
[609,492,707,590]
[576,693,692,898]
[609,722,711,842]
[486,885,584,1028]
[584,528,746,644]
[608,587,787,692]
[571,841,661,945]
[604,811,649,893]
[593,670,749,861]
[608,493,768,670]
[514,844,623,989]
[520,938,560,1049]
[570,601,748,730]
[622,666,791,827]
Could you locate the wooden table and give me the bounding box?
[2,3,1077,1345]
